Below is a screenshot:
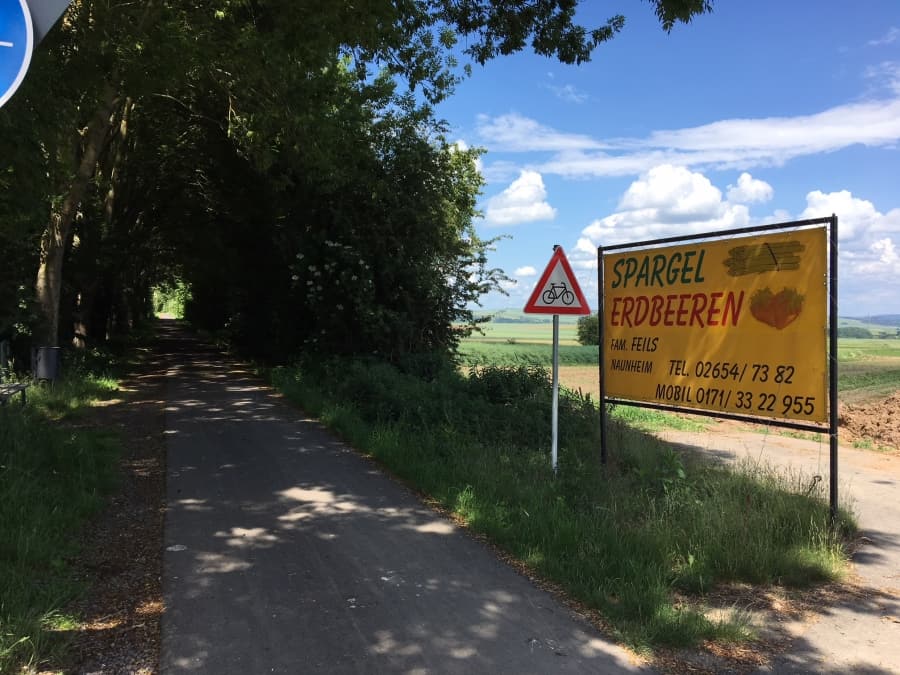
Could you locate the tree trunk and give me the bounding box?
[35,84,119,347]
[72,279,101,349]
[71,96,133,348]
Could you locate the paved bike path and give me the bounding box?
[159,328,646,673]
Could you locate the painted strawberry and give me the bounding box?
[750,287,804,329]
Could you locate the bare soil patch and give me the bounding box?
[840,391,900,451]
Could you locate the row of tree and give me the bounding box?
[0,0,711,364]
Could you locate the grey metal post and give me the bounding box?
[829,214,839,526]
[597,245,608,467]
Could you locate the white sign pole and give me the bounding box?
[551,313,559,472]
[522,243,590,474]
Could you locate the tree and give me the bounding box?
[577,314,600,346]
[837,327,873,339]
[2,0,714,356]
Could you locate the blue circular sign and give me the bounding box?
[0,0,33,108]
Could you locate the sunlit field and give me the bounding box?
[461,324,900,405]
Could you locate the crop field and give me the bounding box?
[469,321,579,345]
[460,325,900,406]
[837,338,900,404]
[459,341,596,366]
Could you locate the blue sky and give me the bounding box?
[438,1,900,317]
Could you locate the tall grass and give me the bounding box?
[271,358,854,651]
[0,368,121,673]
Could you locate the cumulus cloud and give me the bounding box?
[794,189,900,313]
[515,265,537,276]
[578,165,751,247]
[726,172,774,203]
[619,165,724,219]
[800,190,883,240]
[488,171,900,317]
[484,170,557,226]
[863,238,899,269]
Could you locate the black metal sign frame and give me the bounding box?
[597,215,839,521]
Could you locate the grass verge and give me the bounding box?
[0,357,121,674]
[270,358,855,653]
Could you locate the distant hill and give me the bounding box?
[839,316,900,335]
[857,315,900,327]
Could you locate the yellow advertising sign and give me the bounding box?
[602,227,828,423]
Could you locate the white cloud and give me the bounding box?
[800,190,883,240]
[479,159,522,184]
[577,165,752,251]
[480,172,900,317]
[544,83,588,104]
[619,165,724,219]
[641,100,900,156]
[869,238,899,266]
[575,236,597,255]
[797,190,900,313]
[476,96,900,177]
[484,170,557,226]
[868,27,900,46]
[515,265,537,276]
[864,61,900,96]
[476,113,606,152]
[726,172,774,203]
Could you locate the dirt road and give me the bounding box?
[658,424,900,673]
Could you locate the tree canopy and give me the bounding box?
[0,0,713,364]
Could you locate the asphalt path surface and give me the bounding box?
[159,327,646,674]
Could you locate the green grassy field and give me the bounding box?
[836,338,900,404]
[460,341,595,365]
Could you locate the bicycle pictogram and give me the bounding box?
[542,282,575,306]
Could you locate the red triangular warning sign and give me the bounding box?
[523,247,591,315]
